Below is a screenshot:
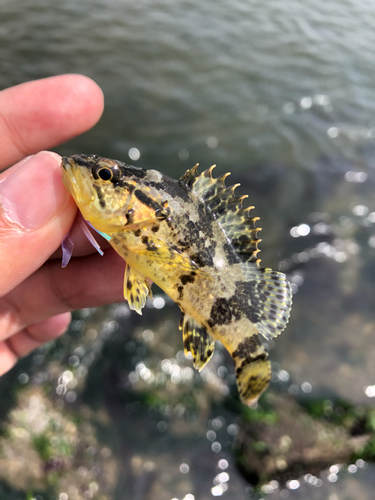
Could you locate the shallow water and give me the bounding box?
[1,0,375,498]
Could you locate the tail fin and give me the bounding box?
[232,336,271,405]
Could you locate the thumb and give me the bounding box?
[0,151,76,295]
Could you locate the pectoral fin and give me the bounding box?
[124,264,152,315]
[132,240,208,274]
[180,313,215,370]
[232,335,271,405]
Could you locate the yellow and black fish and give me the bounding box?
[61,154,292,405]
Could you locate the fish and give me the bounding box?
[61,154,292,405]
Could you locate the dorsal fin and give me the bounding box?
[179,163,230,200]
[179,164,262,265]
[179,164,292,341]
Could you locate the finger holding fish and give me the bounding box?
[0,74,107,376]
[0,248,125,376]
[0,75,104,171]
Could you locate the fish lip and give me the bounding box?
[61,156,95,205]
[61,156,72,171]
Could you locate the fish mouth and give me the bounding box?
[61,156,95,205]
[61,156,73,172]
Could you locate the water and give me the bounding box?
[3,0,375,173]
[1,0,375,498]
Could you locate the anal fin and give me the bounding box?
[179,313,215,370]
[124,264,152,315]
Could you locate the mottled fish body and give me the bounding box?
[61,154,292,405]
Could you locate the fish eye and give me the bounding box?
[93,162,121,183]
[97,167,113,181]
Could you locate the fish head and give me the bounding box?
[61,154,144,233]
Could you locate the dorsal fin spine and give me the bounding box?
[180,163,263,264]
[207,164,216,176]
[189,164,199,177]
[219,172,231,184]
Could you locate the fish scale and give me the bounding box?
[61,154,292,405]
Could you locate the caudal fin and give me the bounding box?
[232,336,271,405]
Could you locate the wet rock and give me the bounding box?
[235,392,374,486]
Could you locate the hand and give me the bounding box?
[0,75,125,376]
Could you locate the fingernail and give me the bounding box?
[0,151,70,230]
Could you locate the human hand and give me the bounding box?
[0,75,125,376]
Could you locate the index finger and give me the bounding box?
[0,74,104,170]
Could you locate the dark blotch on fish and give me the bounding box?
[208,297,232,326]
[233,336,261,359]
[180,274,195,285]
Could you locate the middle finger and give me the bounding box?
[0,248,125,342]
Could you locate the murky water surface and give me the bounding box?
[1,0,375,498]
